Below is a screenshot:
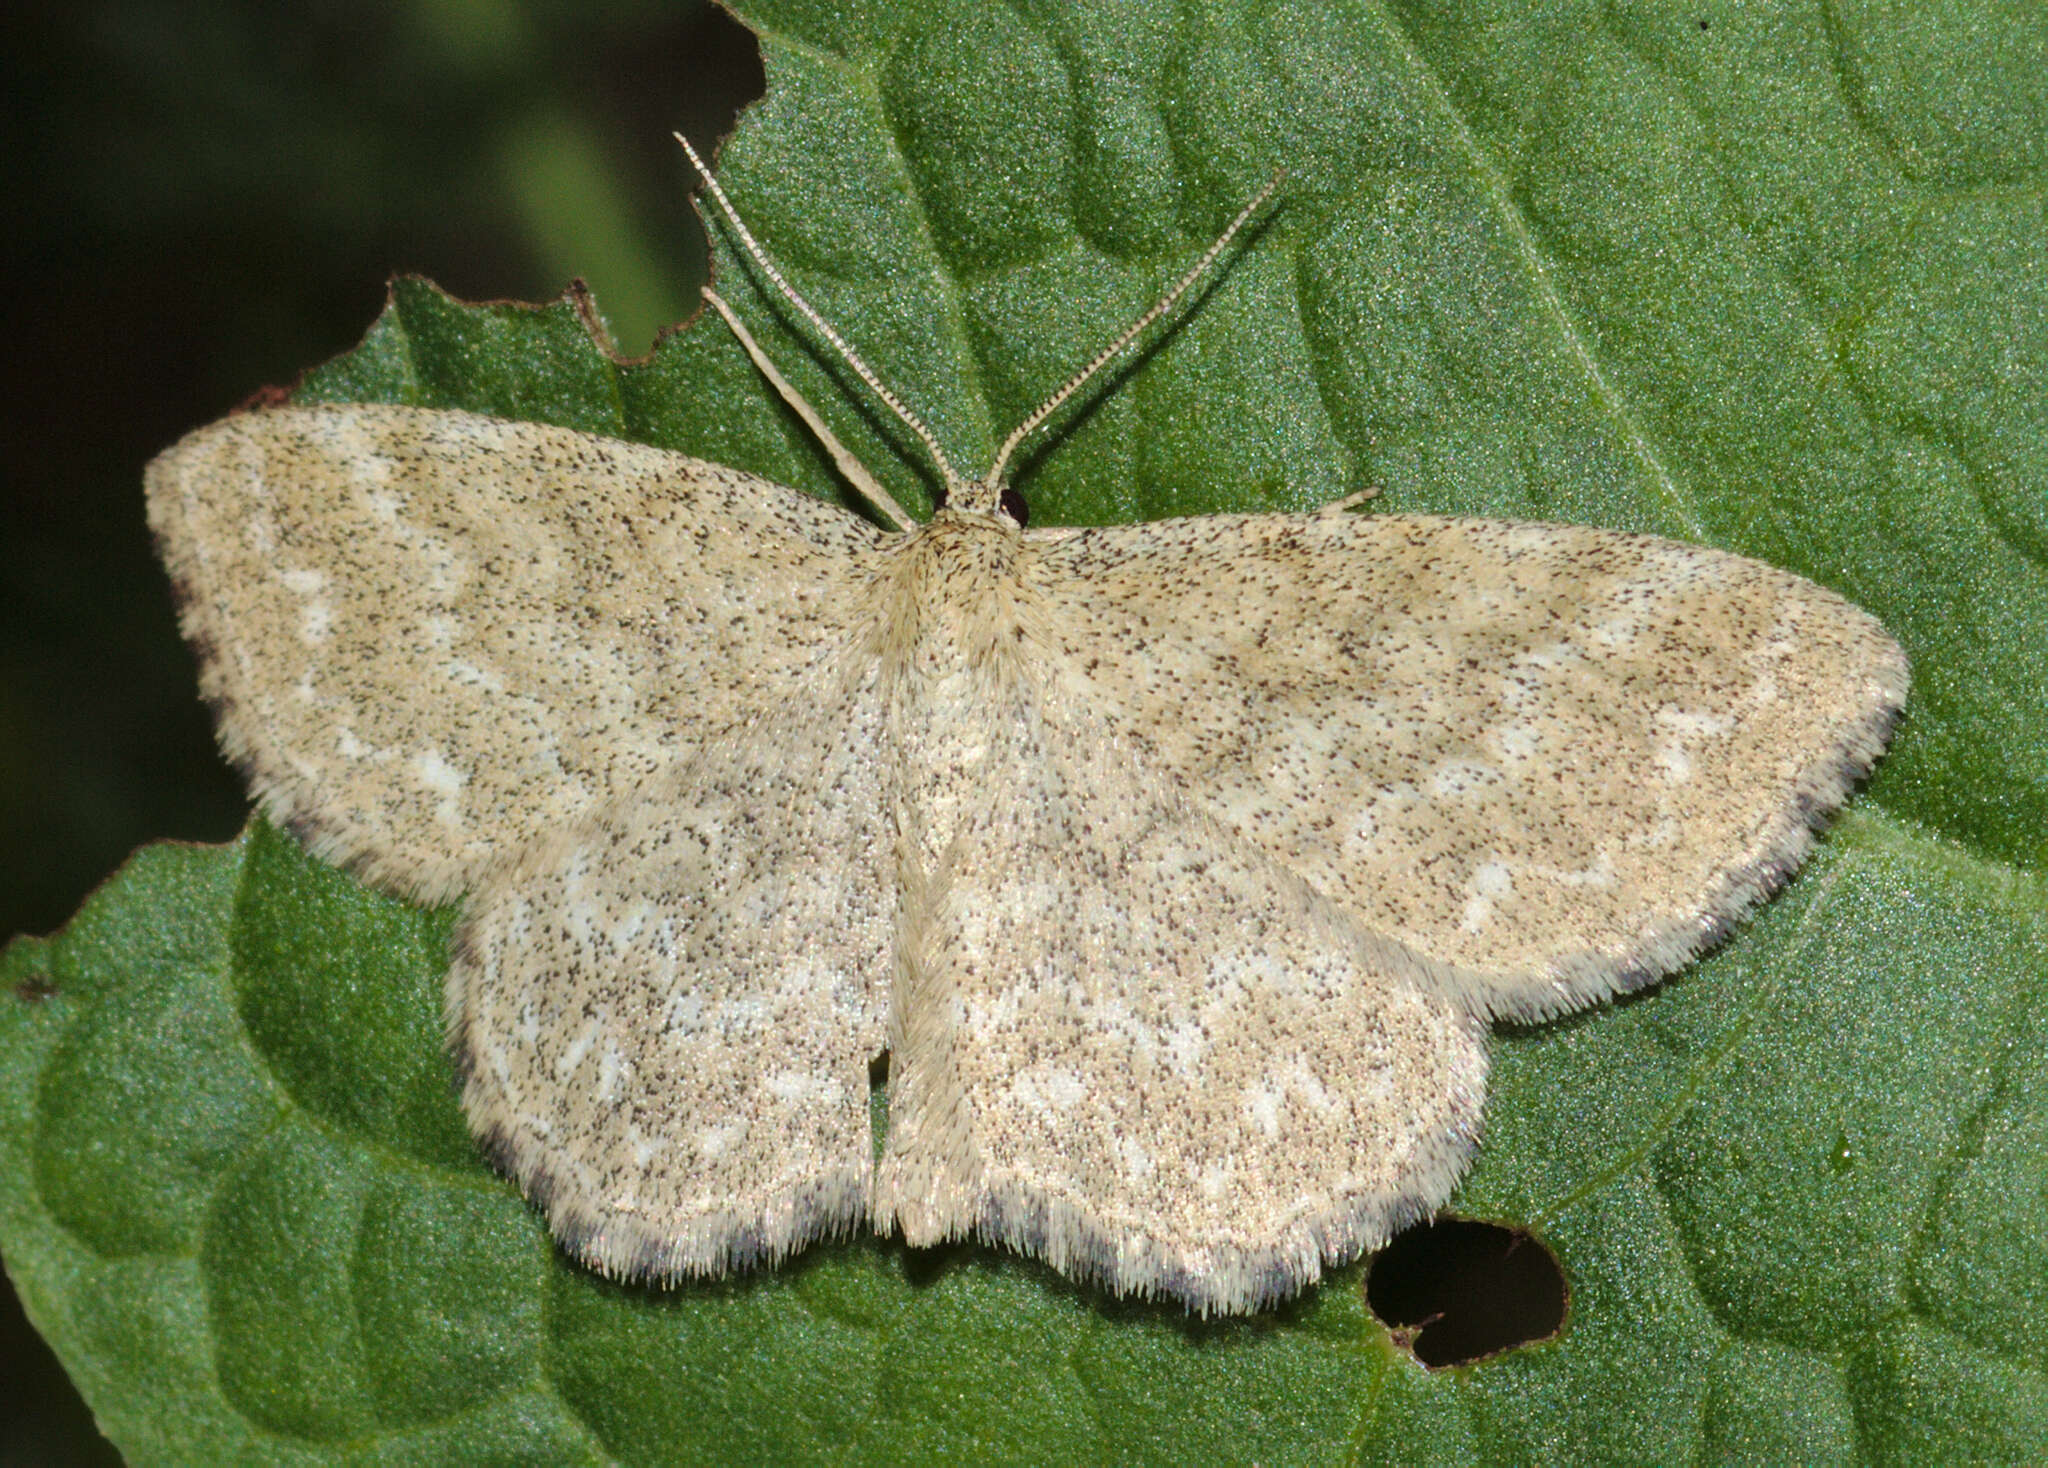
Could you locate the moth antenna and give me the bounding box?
[677,133,967,505]
[702,289,918,532]
[984,170,1285,493]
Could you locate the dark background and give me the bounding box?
[2,3,763,1457]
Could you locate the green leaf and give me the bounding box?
[7,1,2045,1460]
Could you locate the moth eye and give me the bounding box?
[999,487,1029,527]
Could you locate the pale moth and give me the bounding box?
[145,139,1909,1314]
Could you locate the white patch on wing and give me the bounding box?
[1654,707,1736,784]
[1461,859,1516,933]
[411,747,468,827]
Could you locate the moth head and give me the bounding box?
[929,478,1030,530]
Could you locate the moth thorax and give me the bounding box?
[877,510,1041,690]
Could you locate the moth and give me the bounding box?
[145,140,1908,1313]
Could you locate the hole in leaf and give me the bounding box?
[1365,1217,1566,1367]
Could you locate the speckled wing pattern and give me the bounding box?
[452,695,896,1283]
[147,402,1908,1314]
[145,403,885,904]
[876,685,1487,1313]
[1034,510,1911,1022]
